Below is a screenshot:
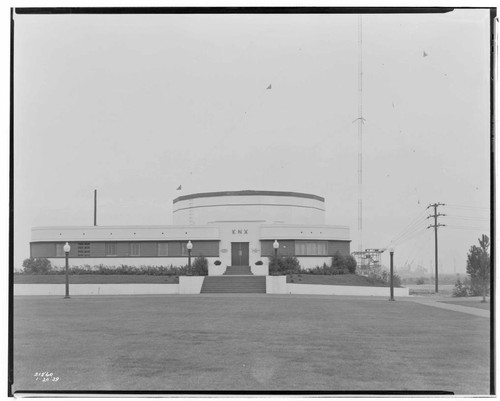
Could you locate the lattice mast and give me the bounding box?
[357,14,364,264]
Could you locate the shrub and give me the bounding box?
[22,257,52,274]
[330,252,357,274]
[306,253,357,275]
[268,255,301,275]
[191,256,208,276]
[368,269,402,287]
[452,279,469,297]
[415,277,426,285]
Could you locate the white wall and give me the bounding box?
[173,194,325,225]
[14,284,179,296]
[32,225,219,242]
[14,281,409,297]
[260,224,350,241]
[179,276,205,294]
[251,263,269,276]
[287,283,410,297]
[266,276,287,294]
[208,264,226,276]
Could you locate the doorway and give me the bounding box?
[231,242,249,265]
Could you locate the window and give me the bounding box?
[106,243,117,256]
[181,242,188,256]
[56,243,65,257]
[295,241,328,256]
[158,242,168,256]
[78,242,90,257]
[130,243,140,256]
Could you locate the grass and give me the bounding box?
[286,274,399,287]
[407,284,455,297]
[12,294,490,394]
[438,299,491,311]
[13,274,179,284]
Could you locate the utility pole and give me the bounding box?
[94,189,97,226]
[426,203,446,293]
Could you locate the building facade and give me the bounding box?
[30,190,351,275]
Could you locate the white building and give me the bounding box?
[30,190,351,275]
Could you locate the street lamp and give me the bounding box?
[63,242,71,299]
[273,240,279,259]
[187,240,193,270]
[389,247,395,301]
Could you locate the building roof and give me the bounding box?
[173,190,325,204]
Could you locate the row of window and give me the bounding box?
[295,241,328,256]
[50,240,344,258]
[55,242,191,257]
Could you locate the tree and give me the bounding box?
[344,254,357,274]
[268,255,301,275]
[191,256,209,276]
[22,257,52,274]
[331,252,357,274]
[466,234,490,302]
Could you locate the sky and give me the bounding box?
[12,8,492,274]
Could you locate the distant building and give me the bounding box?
[30,190,351,275]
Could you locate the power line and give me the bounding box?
[445,216,490,222]
[403,230,432,269]
[393,226,428,247]
[387,208,428,248]
[393,215,428,238]
[445,204,490,211]
[445,225,489,231]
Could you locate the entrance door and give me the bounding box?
[231,242,249,265]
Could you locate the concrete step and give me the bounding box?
[223,265,253,275]
[201,276,266,293]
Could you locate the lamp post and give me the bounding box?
[389,247,395,301]
[273,240,279,259]
[64,242,71,299]
[187,240,193,270]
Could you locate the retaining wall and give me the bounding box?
[14,284,179,296]
[14,278,410,297]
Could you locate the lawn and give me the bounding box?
[12,294,490,394]
[438,299,491,311]
[286,274,399,287]
[13,274,179,284]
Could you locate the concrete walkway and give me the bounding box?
[406,297,490,318]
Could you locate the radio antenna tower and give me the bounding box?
[357,14,364,262]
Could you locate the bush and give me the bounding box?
[268,255,301,275]
[330,252,349,274]
[416,277,426,285]
[191,256,208,276]
[368,269,402,287]
[22,264,190,276]
[452,279,470,297]
[22,257,52,274]
[307,253,358,275]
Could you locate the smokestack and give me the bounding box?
[94,189,97,226]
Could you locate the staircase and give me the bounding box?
[201,276,266,293]
[223,265,253,275]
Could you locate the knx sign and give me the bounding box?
[232,229,248,235]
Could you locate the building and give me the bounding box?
[30,190,351,275]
